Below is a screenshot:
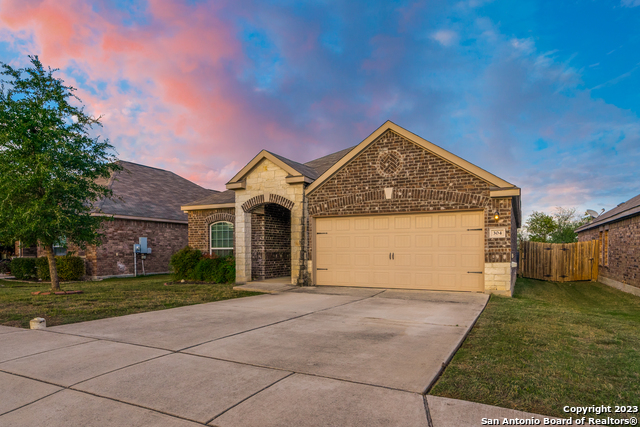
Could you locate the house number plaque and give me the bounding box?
[489,228,506,239]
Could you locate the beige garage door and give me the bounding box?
[314,211,484,291]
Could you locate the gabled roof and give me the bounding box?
[306,120,518,195]
[226,150,322,188]
[576,193,640,232]
[96,161,216,223]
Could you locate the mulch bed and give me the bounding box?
[31,290,84,296]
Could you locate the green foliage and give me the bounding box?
[10,258,37,280]
[35,257,50,280]
[35,255,85,282]
[192,256,236,283]
[525,211,556,242]
[170,247,235,283]
[524,207,590,243]
[0,56,121,289]
[169,246,202,280]
[0,259,11,274]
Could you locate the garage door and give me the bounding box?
[314,211,484,291]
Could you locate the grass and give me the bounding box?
[0,275,260,328]
[430,277,640,418]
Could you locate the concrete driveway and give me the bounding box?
[0,287,488,426]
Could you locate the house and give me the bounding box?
[16,161,216,279]
[576,194,640,296]
[182,121,522,295]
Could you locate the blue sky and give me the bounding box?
[0,0,638,220]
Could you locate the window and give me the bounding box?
[599,231,603,266]
[603,230,609,267]
[210,222,234,257]
[53,237,67,256]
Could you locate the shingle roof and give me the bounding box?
[266,151,322,180]
[96,161,216,222]
[182,190,235,207]
[304,146,356,176]
[576,193,640,232]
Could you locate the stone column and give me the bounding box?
[235,206,252,284]
[289,186,305,285]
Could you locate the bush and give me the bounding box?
[36,256,85,281]
[169,246,202,280]
[10,257,37,280]
[192,256,235,283]
[0,259,11,274]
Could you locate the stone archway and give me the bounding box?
[245,202,292,281]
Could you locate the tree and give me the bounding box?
[525,211,556,242]
[523,207,590,244]
[0,56,120,290]
[549,207,589,244]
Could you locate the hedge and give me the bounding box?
[10,258,37,280]
[170,246,235,283]
[35,256,85,281]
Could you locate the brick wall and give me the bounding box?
[307,129,514,264]
[187,208,235,253]
[67,219,189,278]
[578,215,640,289]
[251,204,291,280]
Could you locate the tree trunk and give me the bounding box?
[44,245,60,291]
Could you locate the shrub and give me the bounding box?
[36,257,50,280]
[169,246,202,280]
[0,259,11,274]
[192,256,235,283]
[36,256,85,282]
[10,257,37,280]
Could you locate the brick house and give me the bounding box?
[16,161,215,279]
[576,194,640,297]
[183,121,522,295]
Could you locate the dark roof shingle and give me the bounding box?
[182,190,235,207]
[96,161,216,222]
[304,146,356,176]
[576,193,640,232]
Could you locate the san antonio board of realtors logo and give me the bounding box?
[376,150,404,177]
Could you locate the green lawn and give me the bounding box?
[430,278,640,418]
[0,275,260,328]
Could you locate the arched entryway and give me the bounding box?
[247,202,291,281]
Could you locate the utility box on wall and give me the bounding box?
[134,237,152,254]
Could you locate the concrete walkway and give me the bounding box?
[0,286,560,426]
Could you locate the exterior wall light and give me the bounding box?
[493,211,500,221]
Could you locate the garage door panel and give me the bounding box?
[461,234,481,247]
[315,211,484,292]
[373,253,390,267]
[354,254,370,266]
[317,236,333,249]
[336,254,352,266]
[415,254,433,267]
[373,217,389,230]
[415,235,433,248]
[395,254,411,266]
[336,219,350,231]
[461,213,482,228]
[438,254,457,268]
[437,234,457,248]
[373,235,390,248]
[394,235,411,248]
[438,215,457,228]
[336,236,350,248]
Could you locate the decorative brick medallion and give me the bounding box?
[376,150,403,177]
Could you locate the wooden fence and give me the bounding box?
[519,240,599,282]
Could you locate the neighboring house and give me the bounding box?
[183,121,522,295]
[16,161,216,279]
[576,194,640,296]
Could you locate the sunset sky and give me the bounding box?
[1,0,638,218]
